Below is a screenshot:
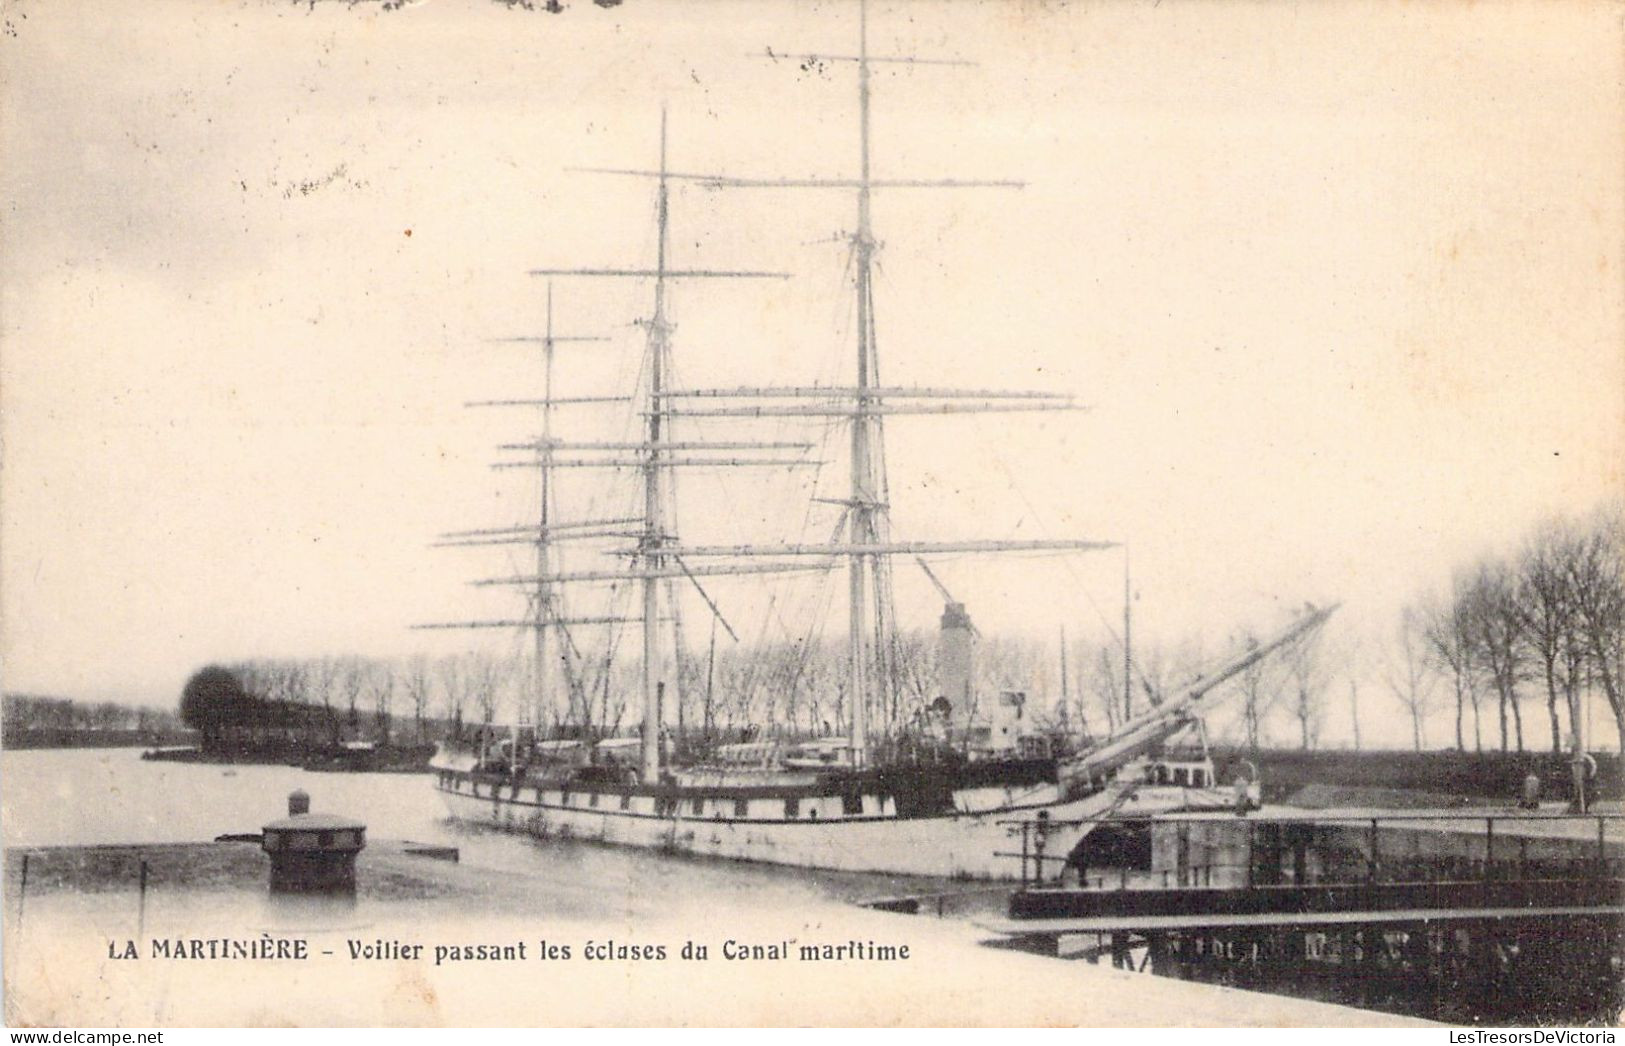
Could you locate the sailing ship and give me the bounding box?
[422,3,1334,880]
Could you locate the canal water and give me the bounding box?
[0,747,961,911]
[0,749,1423,1026]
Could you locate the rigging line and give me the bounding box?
[744,464,845,652]
[737,590,779,710]
[595,323,651,549]
[732,505,841,722]
[593,579,631,737]
[664,349,736,574]
[758,572,818,692]
[677,369,817,650]
[747,597,799,717]
[767,588,830,717]
[666,574,687,732]
[553,618,587,729]
[561,583,604,729]
[863,234,902,715]
[986,448,1158,699]
[790,542,841,724]
[672,556,740,643]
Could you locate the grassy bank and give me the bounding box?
[1211,747,1623,805]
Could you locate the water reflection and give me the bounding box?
[1,748,954,916]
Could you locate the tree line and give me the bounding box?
[1403,504,1622,755]
[175,502,1620,756]
[1048,505,1622,756]
[3,693,186,741]
[178,653,514,750]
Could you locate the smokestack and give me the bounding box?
[939,601,975,712]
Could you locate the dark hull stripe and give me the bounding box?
[433,780,1086,826]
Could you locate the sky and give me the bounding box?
[2,0,1621,748]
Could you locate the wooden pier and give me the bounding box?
[983,811,1625,1024]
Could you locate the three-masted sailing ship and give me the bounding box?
[423,4,1333,879]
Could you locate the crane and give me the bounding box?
[1058,603,1338,795]
[914,556,981,637]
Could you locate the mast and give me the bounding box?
[612,0,1101,766]
[1123,545,1133,721]
[1059,624,1068,706]
[847,0,876,763]
[489,293,611,733]
[498,1,1106,771]
[524,111,791,785]
[640,111,672,785]
[413,289,610,735]
[534,285,556,732]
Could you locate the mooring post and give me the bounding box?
[137,858,149,938]
[1598,816,1607,875]
[1367,818,1379,884]
[1485,817,1495,882]
[262,790,366,895]
[17,852,28,926]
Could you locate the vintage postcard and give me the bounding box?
[2,0,1621,1029]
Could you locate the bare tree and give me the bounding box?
[338,656,368,736]
[1386,606,1437,751]
[890,631,935,727]
[1422,583,1482,752]
[401,654,434,743]
[1283,628,1329,751]
[229,660,267,702]
[305,657,344,745]
[1086,644,1124,736]
[1519,522,1579,753]
[1339,632,1365,751]
[975,635,1041,719]
[1567,504,1624,753]
[1347,677,1363,751]
[463,652,513,729]
[1225,632,1279,752]
[436,654,468,740]
[365,659,395,746]
[1467,560,1527,752]
[227,660,306,743]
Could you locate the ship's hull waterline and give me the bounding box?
[431,769,1236,879]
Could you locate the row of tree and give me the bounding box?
[981,508,1621,757]
[1400,505,1622,755]
[176,632,1279,752]
[176,504,1621,756]
[180,654,515,749]
[3,693,185,738]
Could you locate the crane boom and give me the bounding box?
[915,556,953,603]
[1059,602,1338,793]
[914,556,982,638]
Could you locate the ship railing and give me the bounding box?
[994,810,1625,888]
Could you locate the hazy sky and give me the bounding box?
[3,0,1621,747]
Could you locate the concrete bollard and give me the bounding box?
[261,791,366,894]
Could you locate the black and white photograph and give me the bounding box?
[2,0,1621,1029]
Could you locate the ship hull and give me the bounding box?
[431,768,1235,879]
